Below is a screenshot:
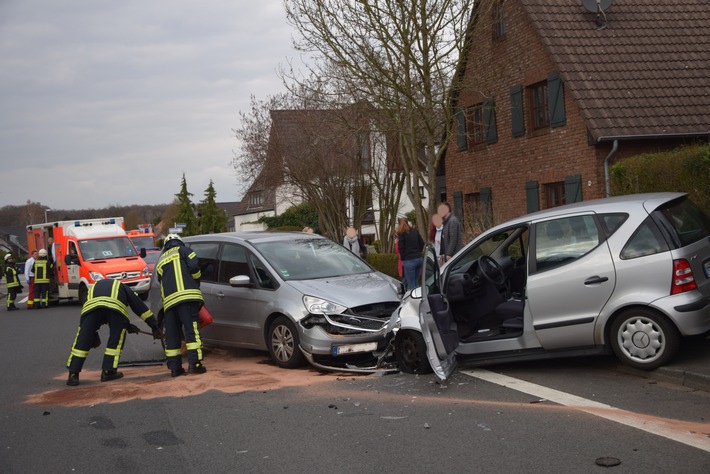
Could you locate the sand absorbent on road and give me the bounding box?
[25,348,345,407]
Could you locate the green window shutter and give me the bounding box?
[455,108,468,150]
[525,181,539,213]
[564,175,582,203]
[483,98,498,144]
[547,72,566,128]
[453,191,464,224]
[510,85,525,137]
[480,187,493,221]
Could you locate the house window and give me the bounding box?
[545,181,566,208]
[493,1,506,39]
[353,185,374,225]
[455,108,467,150]
[468,104,485,145]
[249,191,264,208]
[357,132,371,171]
[529,81,549,130]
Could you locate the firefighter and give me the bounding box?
[32,249,52,309]
[66,278,164,386]
[4,254,23,311]
[155,234,206,377]
[24,250,38,309]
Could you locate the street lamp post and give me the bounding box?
[44,208,52,223]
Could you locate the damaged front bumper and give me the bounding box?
[298,308,402,374]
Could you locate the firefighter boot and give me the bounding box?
[67,372,79,386]
[188,363,206,375]
[171,367,186,377]
[100,370,124,382]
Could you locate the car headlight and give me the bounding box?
[142,266,149,277]
[303,295,347,315]
[89,271,104,282]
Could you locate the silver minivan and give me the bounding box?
[391,193,710,379]
[149,232,402,372]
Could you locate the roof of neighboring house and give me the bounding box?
[0,226,28,253]
[522,0,710,142]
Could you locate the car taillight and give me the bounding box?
[671,259,697,295]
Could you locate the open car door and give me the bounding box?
[418,244,458,380]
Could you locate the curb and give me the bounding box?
[617,364,710,393]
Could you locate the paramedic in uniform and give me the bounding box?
[66,278,163,386]
[24,250,38,309]
[155,234,206,377]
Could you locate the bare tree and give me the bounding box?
[283,0,476,234]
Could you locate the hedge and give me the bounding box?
[610,144,710,214]
[366,253,400,279]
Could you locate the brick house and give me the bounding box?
[446,0,710,235]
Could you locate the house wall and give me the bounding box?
[446,0,601,232]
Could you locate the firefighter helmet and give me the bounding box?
[164,234,183,248]
[38,249,48,257]
[4,253,13,262]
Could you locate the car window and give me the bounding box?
[653,197,710,248]
[450,231,509,273]
[219,244,251,284]
[248,253,277,290]
[620,216,669,259]
[188,242,219,282]
[600,213,628,236]
[450,227,528,274]
[534,215,600,272]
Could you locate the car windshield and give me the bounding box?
[130,236,155,250]
[78,237,138,261]
[142,251,161,265]
[253,238,373,280]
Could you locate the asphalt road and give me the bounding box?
[1,303,709,473]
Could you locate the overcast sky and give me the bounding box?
[0,0,300,210]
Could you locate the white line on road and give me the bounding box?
[461,368,710,454]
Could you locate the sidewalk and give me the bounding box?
[1,278,709,390]
[617,334,710,392]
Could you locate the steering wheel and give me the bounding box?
[477,255,506,286]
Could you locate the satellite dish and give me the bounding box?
[582,0,613,13]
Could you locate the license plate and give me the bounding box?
[704,260,710,278]
[331,342,378,356]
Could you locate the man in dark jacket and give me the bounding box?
[66,278,163,386]
[155,234,205,377]
[4,254,22,311]
[438,202,464,261]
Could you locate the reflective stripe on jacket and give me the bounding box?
[4,266,20,288]
[156,245,203,311]
[33,259,51,284]
[81,279,157,328]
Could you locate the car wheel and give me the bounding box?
[610,309,680,370]
[78,285,88,305]
[267,316,306,369]
[395,330,433,374]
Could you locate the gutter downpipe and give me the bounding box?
[603,139,619,197]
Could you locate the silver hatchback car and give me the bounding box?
[391,193,710,379]
[149,232,402,372]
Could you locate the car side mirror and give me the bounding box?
[65,254,80,265]
[229,275,251,287]
[140,248,147,258]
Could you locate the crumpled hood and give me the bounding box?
[286,272,400,308]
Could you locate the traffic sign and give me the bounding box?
[176,223,187,229]
[168,227,183,234]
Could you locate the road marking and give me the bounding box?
[461,368,710,454]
